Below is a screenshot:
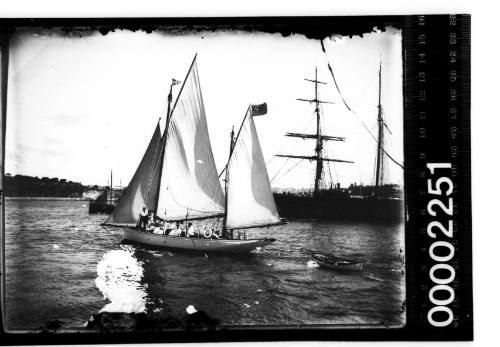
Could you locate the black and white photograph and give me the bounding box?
[2,21,405,331]
[0,14,472,343]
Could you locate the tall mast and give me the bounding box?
[313,67,323,195]
[222,126,235,235]
[110,170,113,204]
[166,82,174,127]
[153,55,197,217]
[375,60,384,188]
[276,67,353,195]
[153,79,176,215]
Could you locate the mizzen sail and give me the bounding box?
[105,123,163,225]
[155,59,225,221]
[225,106,281,229]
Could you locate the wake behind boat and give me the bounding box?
[102,55,285,254]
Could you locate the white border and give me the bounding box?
[1,1,496,346]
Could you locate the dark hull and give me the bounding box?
[274,193,404,223]
[124,228,275,254]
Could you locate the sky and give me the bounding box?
[5,27,403,190]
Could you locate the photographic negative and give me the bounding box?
[0,15,471,342]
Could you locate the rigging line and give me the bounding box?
[320,40,353,112]
[266,140,287,166]
[271,159,304,184]
[326,146,335,185]
[145,127,163,201]
[270,157,291,183]
[320,39,404,170]
[297,162,316,171]
[320,102,335,187]
[355,73,378,101]
[224,104,311,180]
[147,153,165,203]
[167,54,198,126]
[270,118,313,180]
[327,161,334,187]
[266,108,316,166]
[167,188,222,215]
[218,165,226,179]
[210,218,219,230]
[371,123,403,169]
[270,118,315,180]
[183,209,200,251]
[218,105,251,179]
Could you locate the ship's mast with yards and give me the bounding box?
[276,67,353,196]
[375,60,387,188]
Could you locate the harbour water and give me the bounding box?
[4,199,405,331]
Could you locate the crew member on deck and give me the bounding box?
[169,221,176,232]
[145,210,155,231]
[179,222,186,237]
[137,206,148,230]
[169,222,181,236]
[187,222,197,238]
[166,223,174,236]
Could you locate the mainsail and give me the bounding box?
[155,59,225,221]
[225,106,281,229]
[105,123,163,225]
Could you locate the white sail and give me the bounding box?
[225,107,281,229]
[105,124,163,225]
[155,59,225,221]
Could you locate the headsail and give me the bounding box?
[104,123,163,225]
[155,58,225,221]
[225,105,281,229]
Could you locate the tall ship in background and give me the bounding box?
[273,62,404,223]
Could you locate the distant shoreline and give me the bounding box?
[5,197,91,201]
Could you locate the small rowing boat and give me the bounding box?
[311,252,364,272]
